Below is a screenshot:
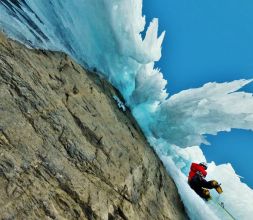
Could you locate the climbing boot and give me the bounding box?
[202,188,211,201]
[211,180,223,194]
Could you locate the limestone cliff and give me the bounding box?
[0,33,187,220]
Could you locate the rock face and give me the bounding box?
[0,33,187,220]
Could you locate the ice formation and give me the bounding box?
[1,0,253,219]
[151,79,253,147]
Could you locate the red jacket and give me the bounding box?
[188,163,207,181]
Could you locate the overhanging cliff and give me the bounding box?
[0,33,187,220]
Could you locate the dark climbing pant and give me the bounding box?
[188,175,216,200]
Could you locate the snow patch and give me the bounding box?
[113,95,126,112]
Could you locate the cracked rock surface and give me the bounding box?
[0,33,187,220]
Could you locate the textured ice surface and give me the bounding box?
[151,79,253,147]
[1,0,253,219]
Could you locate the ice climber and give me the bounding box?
[188,162,223,200]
